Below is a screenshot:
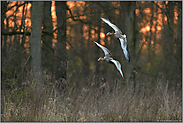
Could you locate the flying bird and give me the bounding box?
[94,41,124,78]
[101,17,130,62]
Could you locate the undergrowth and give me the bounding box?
[1,72,182,122]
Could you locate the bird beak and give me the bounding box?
[97,58,100,61]
[106,33,109,36]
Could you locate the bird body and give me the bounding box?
[94,41,124,78]
[101,17,130,62]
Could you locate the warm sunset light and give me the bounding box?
[51,2,56,20]
[174,10,178,24]
[157,26,161,30]
[80,15,87,20]
[136,9,139,16]
[91,30,95,34]
[164,16,167,22]
[100,32,105,39]
[25,19,31,27]
[66,42,70,50]
[140,25,150,33]
[27,3,32,9]
[144,8,151,14]
[107,37,111,42]
[67,1,75,8]
[51,1,57,47]
[51,1,57,28]
[3,1,181,56]
[146,26,150,31]
[115,10,120,15]
[4,0,178,52]
[174,11,178,20]
[100,40,105,45]
[3,20,7,25]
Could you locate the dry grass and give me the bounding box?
[1,72,182,122]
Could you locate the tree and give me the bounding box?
[1,1,8,57]
[148,3,153,63]
[55,1,67,92]
[175,2,182,84]
[30,1,44,119]
[42,1,54,72]
[125,2,136,91]
[161,2,175,82]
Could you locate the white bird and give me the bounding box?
[101,17,130,62]
[94,41,124,78]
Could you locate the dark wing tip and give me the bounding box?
[128,52,130,63]
[128,56,130,63]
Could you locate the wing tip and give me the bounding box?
[93,41,97,44]
[128,53,130,63]
[101,17,110,22]
[127,56,130,63]
[101,17,105,20]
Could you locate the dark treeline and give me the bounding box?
[2,1,181,90]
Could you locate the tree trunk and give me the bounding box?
[20,3,26,48]
[30,1,44,120]
[119,2,128,81]
[55,1,67,92]
[153,3,157,57]
[1,1,8,57]
[95,10,101,86]
[103,20,109,80]
[119,1,127,32]
[80,22,90,86]
[162,2,175,81]
[126,2,136,92]
[42,1,54,72]
[148,3,153,63]
[175,3,182,83]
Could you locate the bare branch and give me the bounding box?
[6,1,30,13]
[2,30,31,36]
[151,1,173,33]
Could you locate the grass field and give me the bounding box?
[1,72,182,122]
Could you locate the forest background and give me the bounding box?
[1,1,182,122]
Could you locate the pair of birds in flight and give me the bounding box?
[94,18,130,78]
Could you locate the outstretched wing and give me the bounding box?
[118,35,130,62]
[94,41,112,56]
[101,18,122,34]
[110,59,124,78]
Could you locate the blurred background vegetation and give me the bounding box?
[1,1,182,122]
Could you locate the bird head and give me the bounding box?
[98,57,104,61]
[106,32,113,36]
[123,34,126,38]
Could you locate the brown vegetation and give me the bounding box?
[1,72,182,122]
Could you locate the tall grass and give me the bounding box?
[1,72,182,122]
